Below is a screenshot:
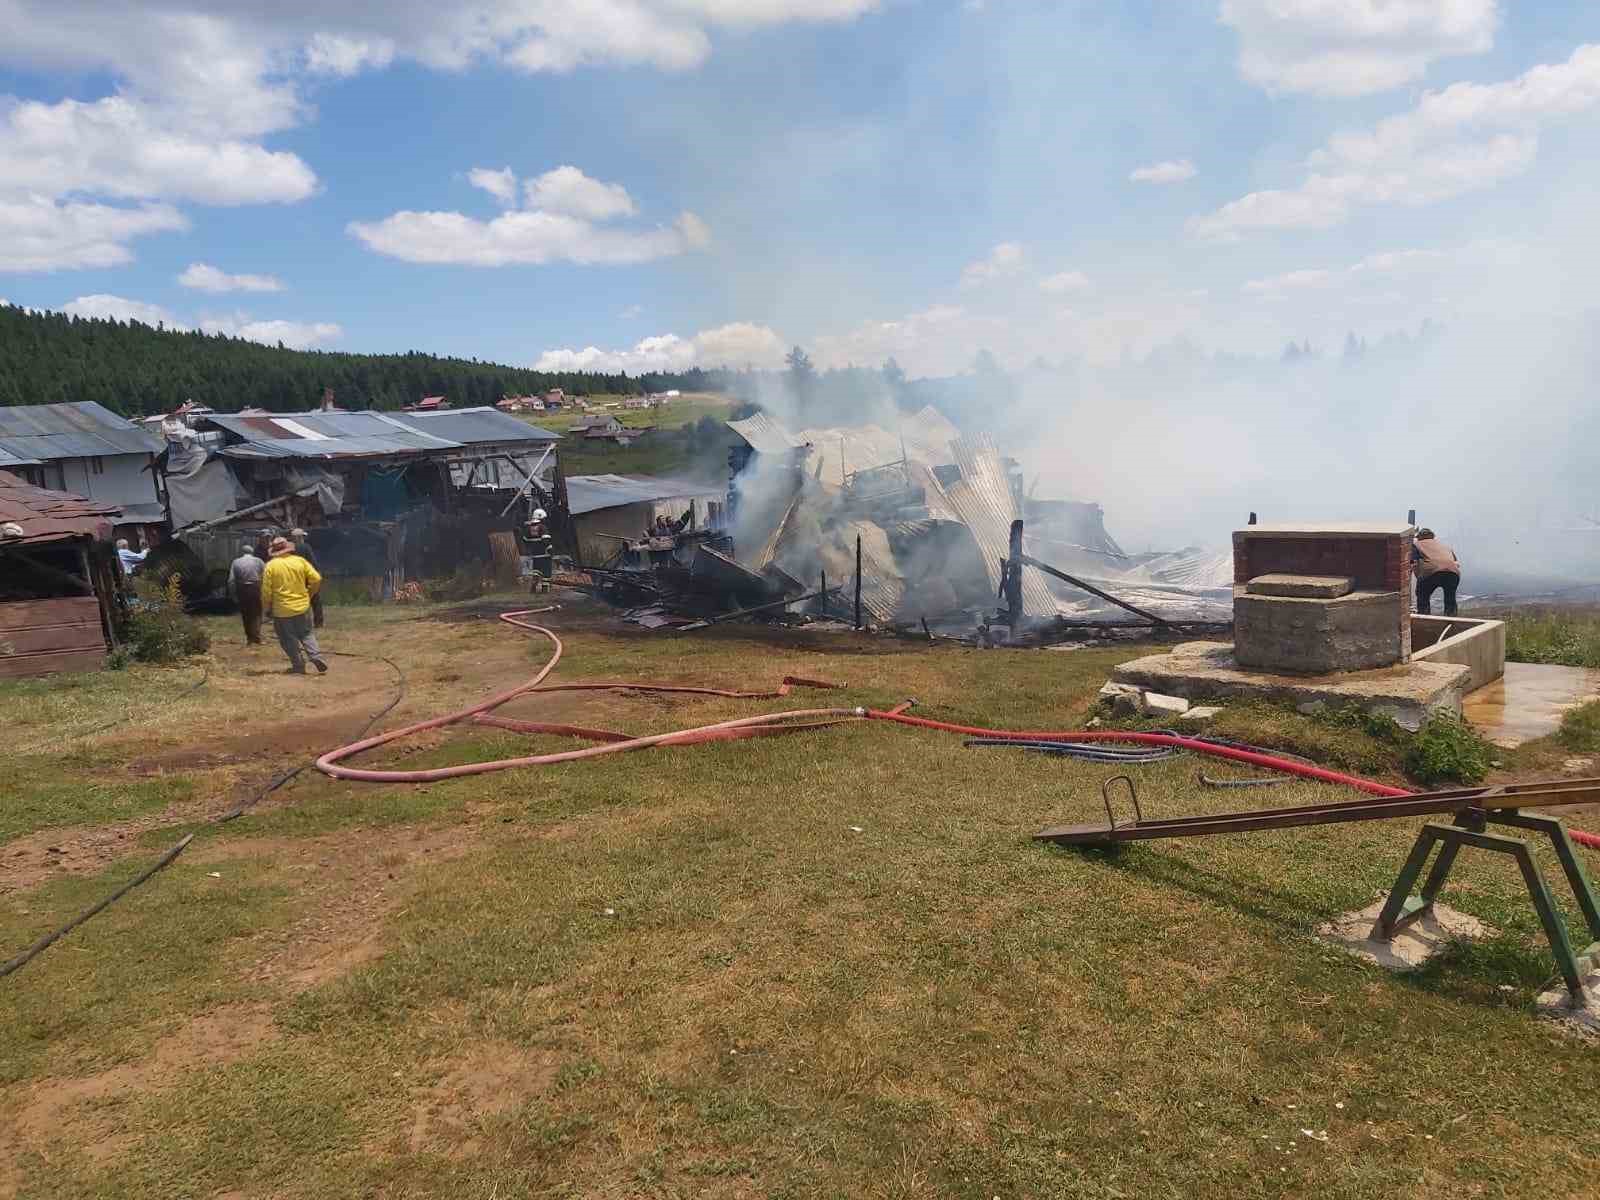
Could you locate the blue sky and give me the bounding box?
[3,1,1600,377]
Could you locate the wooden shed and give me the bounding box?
[0,470,124,679]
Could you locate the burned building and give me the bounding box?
[154,407,562,595]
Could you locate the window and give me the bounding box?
[89,456,105,475]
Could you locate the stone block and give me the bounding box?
[1141,692,1190,717]
[1234,590,1404,675]
[1098,681,1142,716]
[1247,573,1353,599]
[1178,705,1223,722]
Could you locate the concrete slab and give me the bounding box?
[1316,899,1492,970]
[1178,705,1224,722]
[1111,642,1470,731]
[1142,692,1190,717]
[1462,661,1600,749]
[1247,573,1353,599]
[1535,972,1600,1037]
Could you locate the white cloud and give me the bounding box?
[1190,43,1600,240]
[62,293,182,327]
[1129,159,1196,184]
[0,196,187,272]
[305,33,396,77]
[691,321,787,367]
[619,304,643,318]
[523,166,636,220]
[1220,0,1498,97]
[534,321,786,373]
[350,208,708,266]
[198,314,343,349]
[468,167,519,206]
[0,2,873,271]
[960,242,1025,287]
[178,262,284,293]
[1039,270,1091,294]
[0,96,317,207]
[352,163,706,266]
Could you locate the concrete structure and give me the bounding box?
[1411,614,1506,692]
[1113,641,1470,730]
[0,401,164,528]
[1233,523,1414,674]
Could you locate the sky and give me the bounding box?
[3,1,1600,379]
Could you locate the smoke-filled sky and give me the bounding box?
[4,1,1600,377]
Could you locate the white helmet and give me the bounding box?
[531,508,548,522]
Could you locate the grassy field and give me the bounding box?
[517,392,736,478]
[2,598,1598,1199]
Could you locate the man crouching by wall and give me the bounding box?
[262,535,328,675]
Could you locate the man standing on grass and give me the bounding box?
[227,542,266,645]
[262,536,328,675]
[1413,527,1463,616]
[290,527,326,628]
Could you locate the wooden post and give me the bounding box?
[854,534,862,630]
[820,569,826,618]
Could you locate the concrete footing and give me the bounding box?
[1112,641,1470,731]
[1535,974,1600,1037]
[1316,899,1491,970]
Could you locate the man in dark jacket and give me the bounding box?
[290,528,326,627]
[1413,528,1462,616]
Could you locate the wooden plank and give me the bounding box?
[0,623,105,656]
[0,648,106,679]
[0,596,102,631]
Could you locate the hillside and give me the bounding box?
[0,304,728,418]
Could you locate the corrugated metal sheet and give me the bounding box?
[208,411,462,459]
[0,446,41,468]
[0,470,121,544]
[387,406,560,445]
[0,401,162,462]
[565,473,724,516]
[934,434,1055,618]
[727,412,808,455]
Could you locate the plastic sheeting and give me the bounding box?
[166,458,246,528]
[283,464,346,516]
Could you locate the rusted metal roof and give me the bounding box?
[0,470,121,544]
[0,401,161,462]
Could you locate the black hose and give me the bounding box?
[0,835,195,979]
[964,738,1182,763]
[2,652,408,981]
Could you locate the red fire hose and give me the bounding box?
[315,609,1600,850]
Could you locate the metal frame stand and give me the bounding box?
[1374,808,1600,1006]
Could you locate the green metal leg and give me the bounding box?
[1376,826,1443,938]
[1373,817,1591,1006]
[1487,810,1600,943]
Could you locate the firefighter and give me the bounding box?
[523,507,554,593]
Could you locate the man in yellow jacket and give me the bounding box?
[262,535,328,674]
